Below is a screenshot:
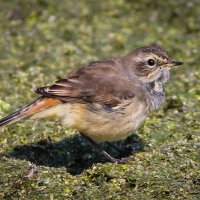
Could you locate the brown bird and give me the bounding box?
[0,46,183,163]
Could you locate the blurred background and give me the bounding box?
[0,0,199,199]
[0,0,199,101]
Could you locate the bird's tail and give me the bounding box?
[0,97,61,127]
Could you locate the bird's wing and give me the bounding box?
[35,59,144,107]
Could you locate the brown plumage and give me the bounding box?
[0,97,61,126]
[35,58,142,106]
[0,46,183,163]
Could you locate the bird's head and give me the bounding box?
[125,46,183,84]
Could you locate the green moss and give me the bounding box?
[0,0,199,199]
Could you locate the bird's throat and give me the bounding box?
[146,80,165,111]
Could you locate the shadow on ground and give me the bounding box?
[3,134,144,175]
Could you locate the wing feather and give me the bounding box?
[35,59,143,106]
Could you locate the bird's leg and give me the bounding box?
[106,142,122,153]
[106,142,128,157]
[81,133,128,164]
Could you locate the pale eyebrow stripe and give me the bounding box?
[152,55,168,63]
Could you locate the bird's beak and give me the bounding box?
[163,60,183,68]
[171,60,183,66]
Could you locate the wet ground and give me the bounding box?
[0,0,199,199]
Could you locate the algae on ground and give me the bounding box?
[0,0,199,199]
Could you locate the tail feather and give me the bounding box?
[0,110,21,126]
[0,97,61,127]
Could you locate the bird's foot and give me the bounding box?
[81,133,130,164]
[111,157,129,164]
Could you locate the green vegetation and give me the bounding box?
[0,0,199,199]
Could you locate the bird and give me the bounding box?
[0,46,183,163]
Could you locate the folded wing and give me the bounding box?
[35,59,144,107]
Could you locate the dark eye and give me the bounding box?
[147,59,155,66]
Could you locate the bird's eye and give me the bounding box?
[147,59,155,66]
